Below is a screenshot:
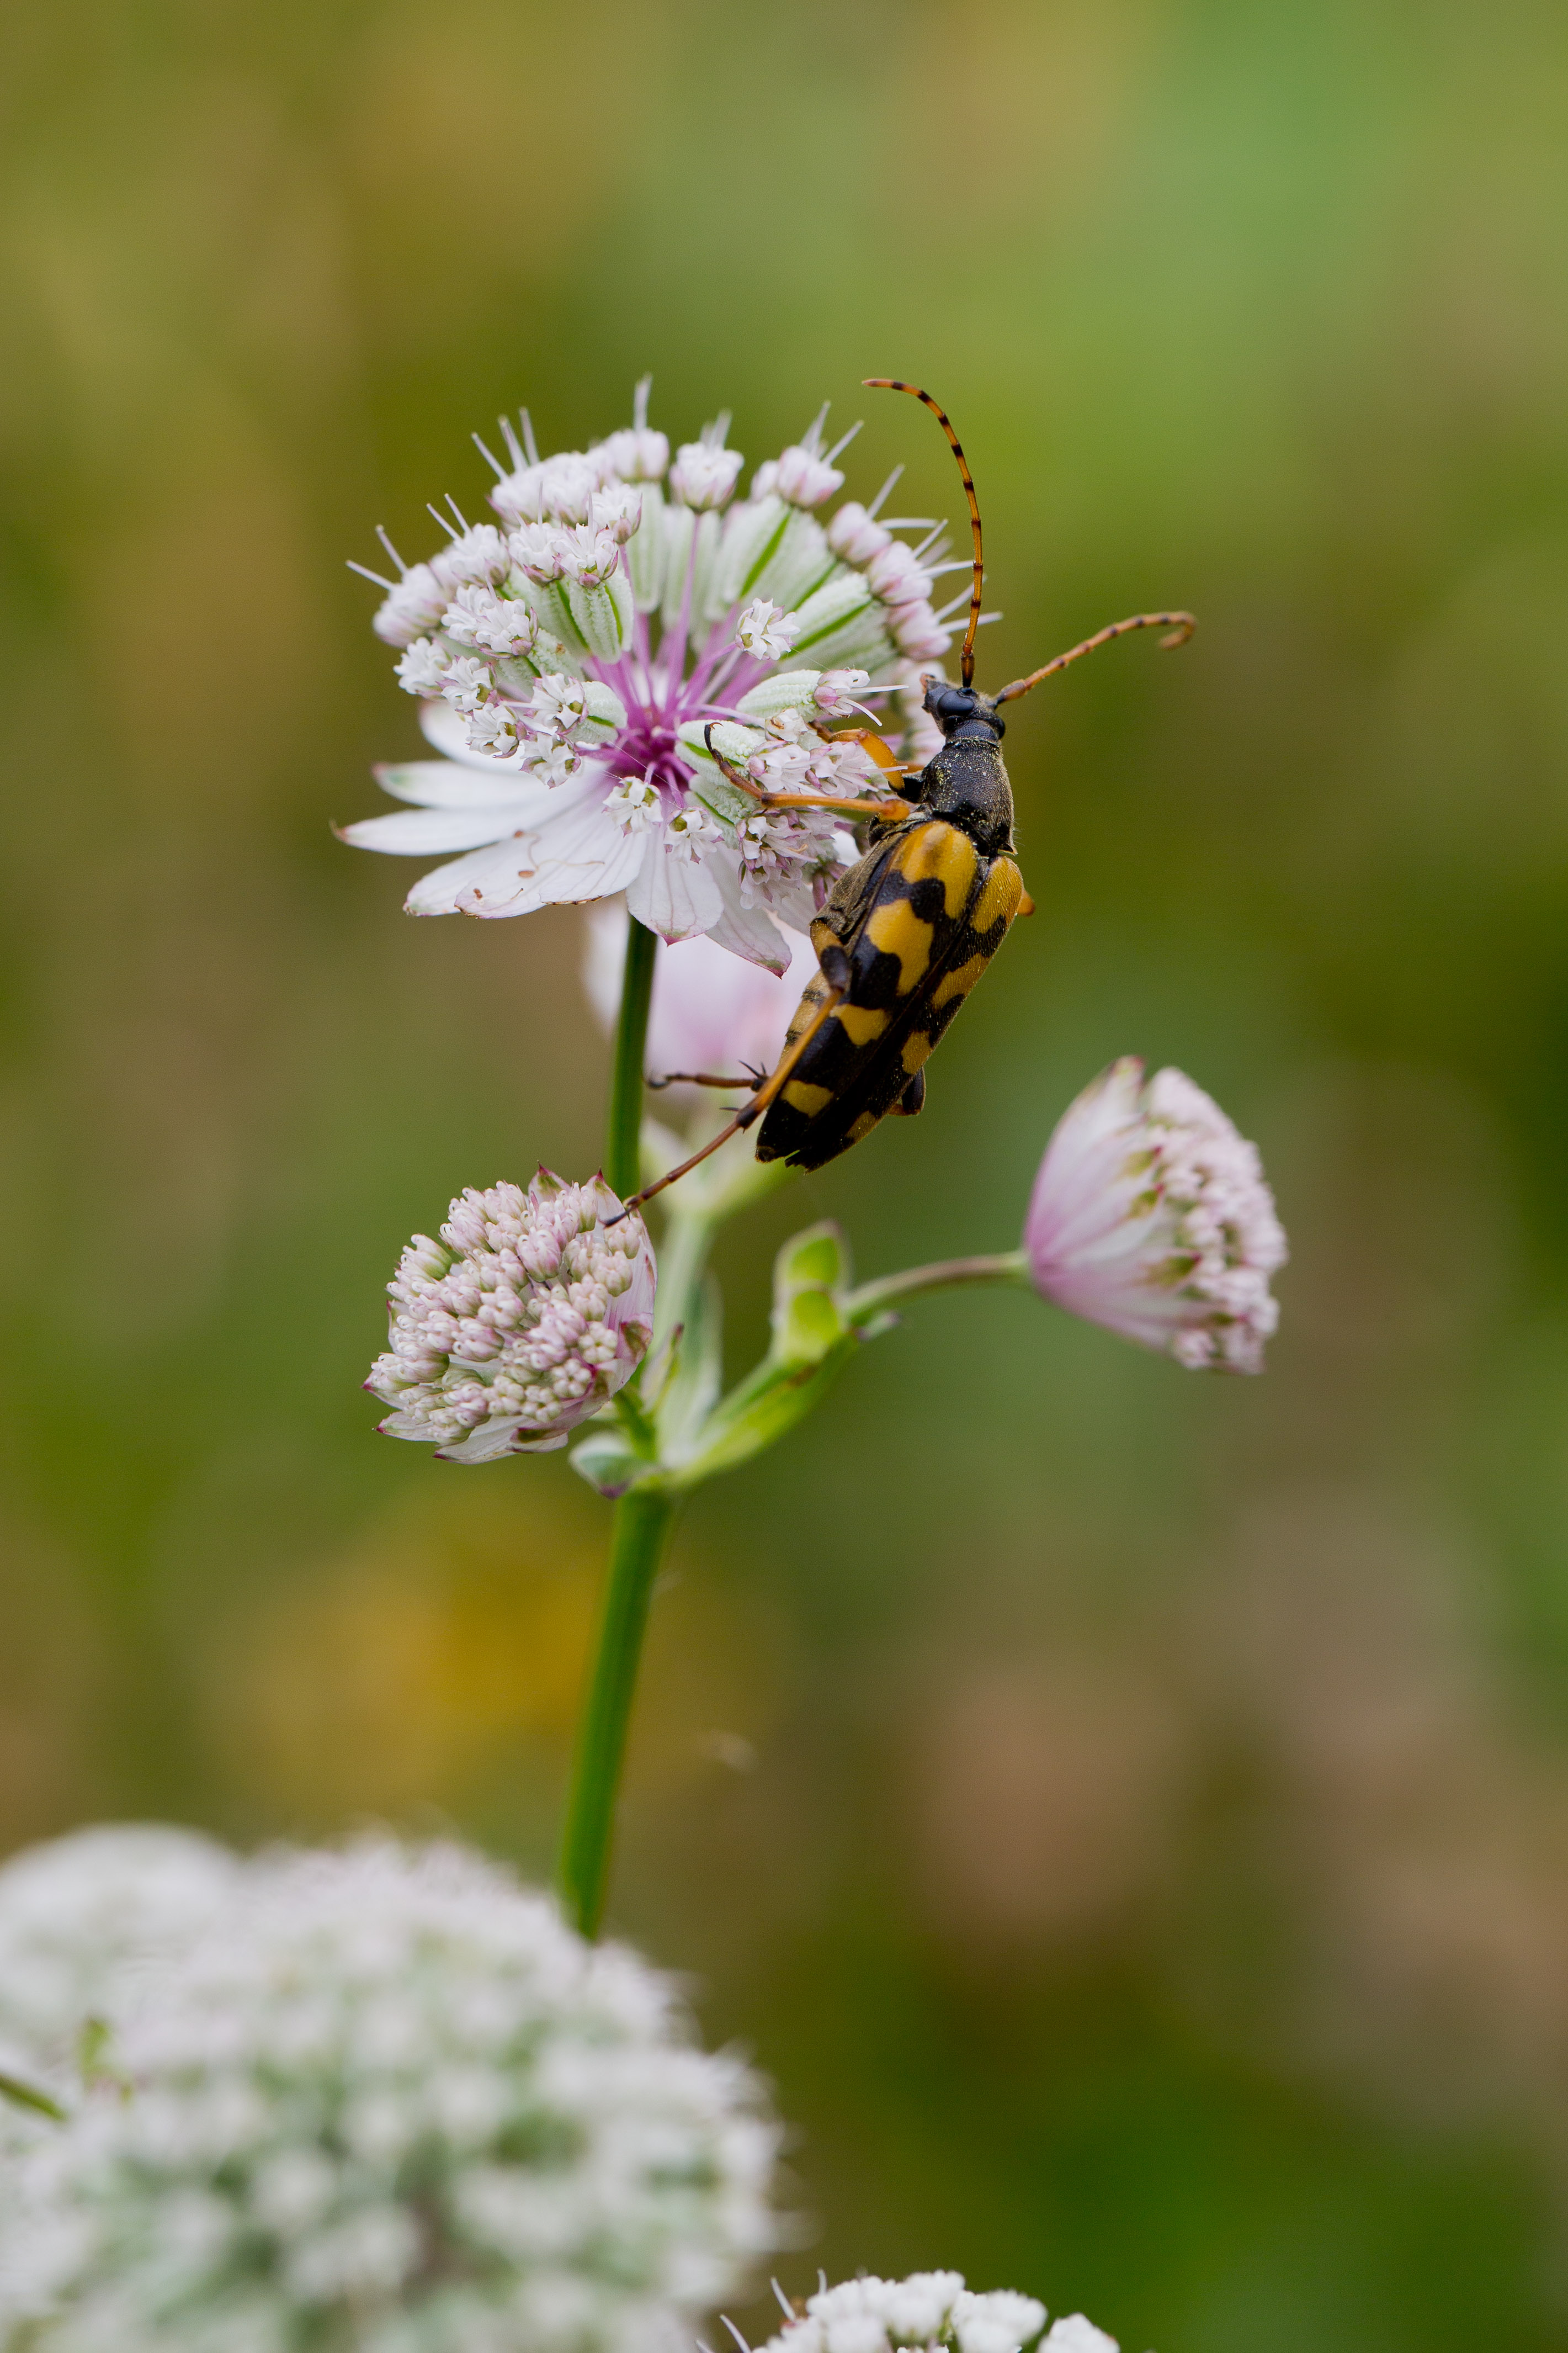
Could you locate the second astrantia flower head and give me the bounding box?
[342,380,972,973]
[367,1170,655,1461]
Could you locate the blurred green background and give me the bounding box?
[6,0,1568,2343]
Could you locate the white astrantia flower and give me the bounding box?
[0,1841,779,2353]
[1025,1058,1287,1372]
[342,379,960,973]
[735,599,801,662]
[747,2272,1119,2353]
[0,1825,241,2082]
[584,903,817,1095]
[366,1169,656,1461]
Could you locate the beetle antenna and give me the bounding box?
[993,611,1197,704]
[865,380,984,688]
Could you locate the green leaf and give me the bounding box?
[0,2066,65,2121]
[771,1220,852,1365]
[570,1384,663,1498]
[663,1221,862,1489]
[666,1332,860,1489]
[570,1425,662,1500]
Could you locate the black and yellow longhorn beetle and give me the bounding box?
[619,381,1194,1215]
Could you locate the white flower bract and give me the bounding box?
[343,381,949,972]
[1024,1057,1287,1372]
[748,2273,1120,2353]
[366,1169,656,1460]
[0,1841,779,2353]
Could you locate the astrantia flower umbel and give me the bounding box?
[749,2272,1118,2353]
[342,380,970,971]
[0,1841,778,2353]
[0,1825,240,2081]
[1025,1057,1287,1372]
[368,1169,655,1460]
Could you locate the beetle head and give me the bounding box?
[922,679,1005,742]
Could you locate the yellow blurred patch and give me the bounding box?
[204,1483,602,1823]
[201,1481,795,1831]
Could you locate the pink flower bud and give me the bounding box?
[507,523,570,585]
[826,502,892,566]
[1025,1058,1287,1372]
[892,601,953,660]
[669,443,743,511]
[772,445,845,509]
[866,540,934,610]
[373,564,447,647]
[811,668,871,718]
[596,426,669,482]
[432,526,511,591]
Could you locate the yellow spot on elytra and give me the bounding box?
[867,897,934,994]
[783,971,832,1047]
[836,1003,890,1047]
[901,1031,934,1075]
[784,1079,833,1116]
[973,857,1024,935]
[932,953,989,1009]
[848,1111,880,1142]
[896,822,977,916]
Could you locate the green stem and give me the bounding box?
[605,918,658,1201]
[845,1248,1030,1326]
[556,1484,677,1938]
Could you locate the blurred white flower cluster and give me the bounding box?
[366,1169,656,1461]
[0,1835,777,2353]
[1025,1058,1287,1372]
[343,381,971,969]
[751,2272,1117,2353]
[0,1826,240,2086]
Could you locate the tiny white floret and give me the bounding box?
[751,2270,1081,2353]
[736,598,803,662]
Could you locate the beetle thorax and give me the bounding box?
[917,736,1016,856]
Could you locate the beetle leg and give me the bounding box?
[825,727,921,778]
[613,986,844,1218]
[754,791,913,820]
[646,1069,764,1092]
[701,724,912,822]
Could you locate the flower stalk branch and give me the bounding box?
[845,1250,1029,1324]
